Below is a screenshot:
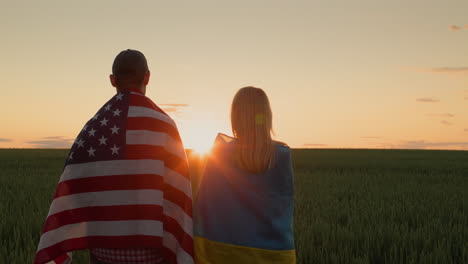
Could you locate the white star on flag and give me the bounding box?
[113,109,122,117]
[75,138,85,148]
[87,147,96,157]
[104,104,112,111]
[110,125,120,134]
[92,114,99,120]
[100,118,109,126]
[110,144,119,155]
[116,93,123,100]
[98,136,108,145]
[82,125,88,132]
[69,152,74,160]
[88,128,96,137]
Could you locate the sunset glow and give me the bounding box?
[0,1,467,150]
[191,143,213,156]
[176,118,219,156]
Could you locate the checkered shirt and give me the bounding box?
[90,248,165,264]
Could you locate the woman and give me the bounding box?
[194,86,296,264]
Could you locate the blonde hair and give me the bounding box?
[231,86,275,174]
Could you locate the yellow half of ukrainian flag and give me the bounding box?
[195,236,296,264]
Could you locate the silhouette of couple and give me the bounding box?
[34,50,295,264]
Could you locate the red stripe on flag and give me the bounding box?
[53,253,68,264]
[129,94,168,117]
[126,145,189,178]
[164,215,194,257]
[127,117,180,141]
[34,235,163,264]
[164,184,193,217]
[162,247,177,264]
[54,174,164,198]
[43,205,164,233]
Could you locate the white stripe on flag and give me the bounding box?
[126,130,166,146]
[164,231,194,264]
[38,220,163,252]
[59,160,164,182]
[128,106,176,127]
[165,168,192,198]
[164,200,193,236]
[126,130,186,159]
[48,190,163,216]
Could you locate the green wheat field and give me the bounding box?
[1,149,467,263]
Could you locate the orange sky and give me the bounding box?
[0,1,467,150]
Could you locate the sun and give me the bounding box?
[191,140,213,156]
[185,129,215,156]
[177,117,221,157]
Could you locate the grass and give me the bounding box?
[292,149,468,263]
[0,149,467,263]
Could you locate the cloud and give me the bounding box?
[160,104,189,107]
[160,103,189,114]
[427,67,468,73]
[303,143,327,147]
[426,113,454,118]
[162,107,180,113]
[361,136,381,139]
[377,142,397,148]
[42,136,67,140]
[397,140,468,150]
[416,97,439,103]
[450,25,462,31]
[440,120,452,126]
[0,138,12,142]
[27,136,74,148]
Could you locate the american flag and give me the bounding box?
[34,90,194,264]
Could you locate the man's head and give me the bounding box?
[110,49,150,93]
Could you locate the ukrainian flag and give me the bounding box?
[194,134,295,264]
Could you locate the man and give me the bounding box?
[34,50,194,264]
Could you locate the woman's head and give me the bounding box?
[230,86,275,173]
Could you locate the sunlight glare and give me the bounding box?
[178,118,223,156]
[191,140,213,156]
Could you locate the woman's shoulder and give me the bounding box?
[210,133,237,158]
[215,133,236,144]
[273,141,290,155]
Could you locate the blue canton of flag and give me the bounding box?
[66,93,128,165]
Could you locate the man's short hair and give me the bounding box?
[112,49,149,88]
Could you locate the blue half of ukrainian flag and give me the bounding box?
[194,134,296,264]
